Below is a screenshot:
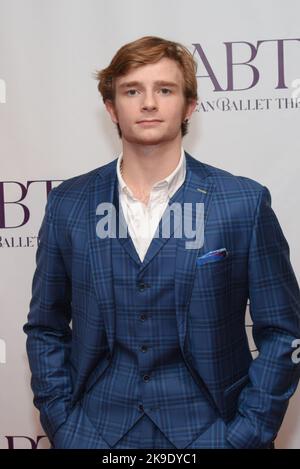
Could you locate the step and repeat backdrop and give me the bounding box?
[0,0,299,449]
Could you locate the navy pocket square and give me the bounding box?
[196,248,228,266]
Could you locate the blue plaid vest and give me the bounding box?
[81,176,219,448]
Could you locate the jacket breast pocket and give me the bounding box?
[196,255,230,288]
[190,256,231,324]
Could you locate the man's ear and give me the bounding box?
[105,99,118,124]
[184,98,198,121]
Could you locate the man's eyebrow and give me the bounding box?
[118,80,179,89]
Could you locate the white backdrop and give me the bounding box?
[0,0,299,449]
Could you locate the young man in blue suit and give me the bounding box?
[23,36,300,449]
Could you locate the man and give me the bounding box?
[23,36,300,449]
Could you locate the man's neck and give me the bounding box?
[120,141,182,201]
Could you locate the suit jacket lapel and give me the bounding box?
[175,154,215,355]
[87,152,215,358]
[87,161,117,354]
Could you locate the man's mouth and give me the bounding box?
[137,120,163,125]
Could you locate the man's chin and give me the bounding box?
[125,137,167,146]
[124,132,174,146]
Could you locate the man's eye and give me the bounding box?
[126,89,138,96]
[126,88,172,96]
[160,88,172,95]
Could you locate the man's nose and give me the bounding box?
[141,91,158,110]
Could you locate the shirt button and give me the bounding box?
[143,374,150,382]
[140,345,148,353]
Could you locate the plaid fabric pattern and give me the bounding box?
[80,179,220,448]
[24,151,300,449]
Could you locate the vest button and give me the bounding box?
[138,404,144,412]
[143,374,150,382]
[140,345,148,353]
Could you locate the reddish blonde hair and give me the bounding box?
[95,36,198,137]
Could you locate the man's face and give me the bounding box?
[105,57,196,145]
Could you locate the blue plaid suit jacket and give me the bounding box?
[23,151,300,448]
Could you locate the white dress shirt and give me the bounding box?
[116,147,186,262]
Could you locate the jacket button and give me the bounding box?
[140,313,148,321]
[138,282,146,291]
[138,404,144,412]
[143,374,150,382]
[140,345,148,353]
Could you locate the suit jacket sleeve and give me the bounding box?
[23,188,73,442]
[226,185,300,448]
